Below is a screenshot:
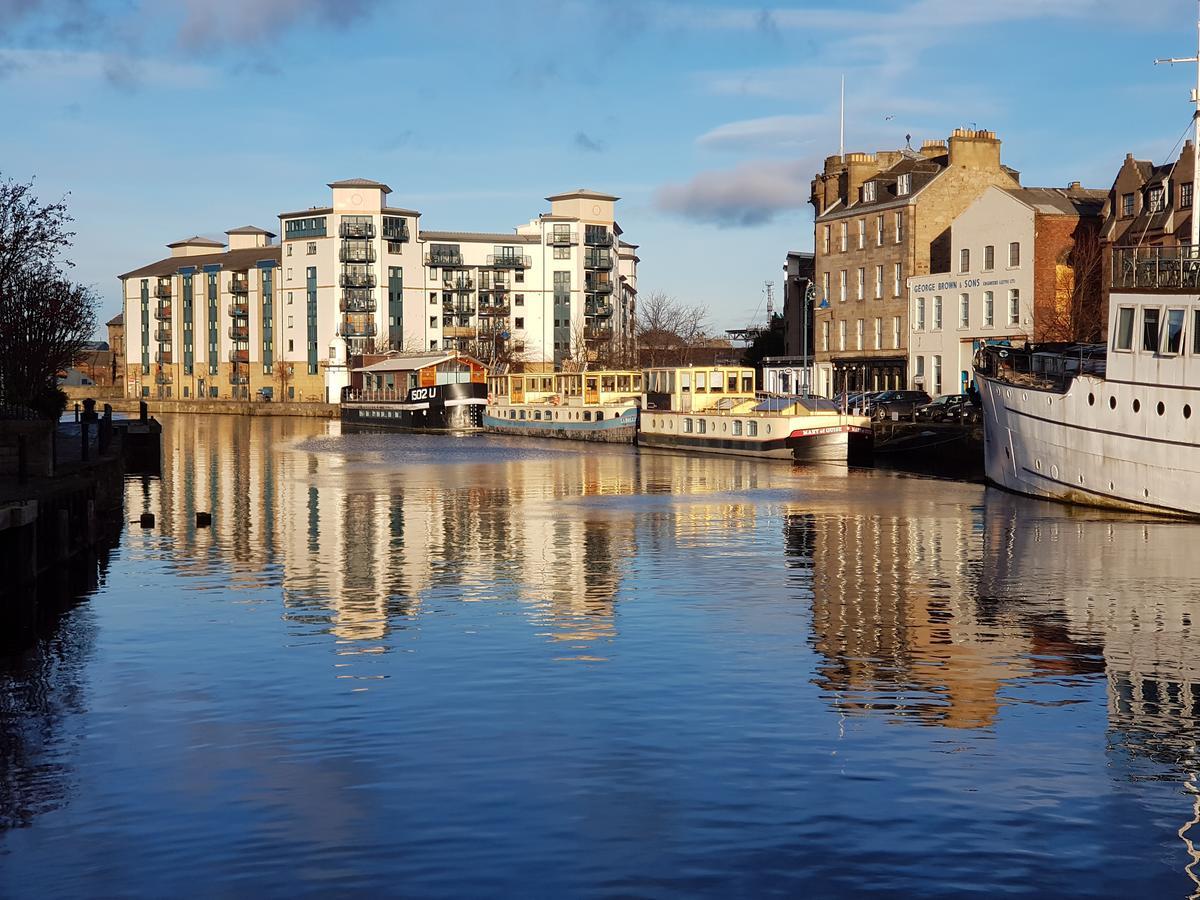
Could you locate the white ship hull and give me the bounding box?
[976,372,1198,516]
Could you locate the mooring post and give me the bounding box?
[139,401,148,424]
[74,402,80,423]
[80,420,89,462]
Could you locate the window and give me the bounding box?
[1149,184,1166,213]
[430,315,437,327]
[915,355,925,380]
[1166,308,1186,354]
[287,315,293,328]
[840,222,848,252]
[697,419,707,434]
[554,246,570,259]
[823,225,831,254]
[893,316,902,349]
[286,268,292,280]
[1122,193,1135,217]
[856,267,865,300]
[959,248,970,273]
[959,294,969,328]
[1008,242,1020,267]
[839,320,847,351]
[897,173,911,196]
[823,272,831,301]
[876,215,885,246]
[306,242,317,255]
[984,291,994,327]
[875,264,884,299]
[857,219,866,248]
[915,297,926,331]
[873,317,882,349]
[839,269,847,302]
[1008,289,1020,325]
[515,294,524,306]
[863,182,876,203]
[1114,306,1135,350]
[287,291,293,305]
[515,270,524,283]
[684,418,693,433]
[932,296,942,330]
[287,339,294,352]
[822,320,830,351]
[893,262,902,296]
[856,318,864,350]
[984,245,995,271]
[1184,183,1195,209]
[732,420,742,436]
[515,317,524,328]
[895,211,904,243]
[1143,307,1161,352]
[286,244,292,256]
[747,420,758,437]
[933,354,942,395]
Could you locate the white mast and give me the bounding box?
[1154,0,1200,253]
[839,75,845,158]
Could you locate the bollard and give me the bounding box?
[80,420,89,462]
[196,512,211,528]
[74,402,80,423]
[139,512,155,528]
[139,401,148,424]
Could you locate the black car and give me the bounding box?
[914,393,970,422]
[872,390,932,420]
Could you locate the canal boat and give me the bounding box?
[340,351,487,432]
[638,365,872,462]
[484,370,642,442]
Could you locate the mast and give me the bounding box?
[839,75,845,158]
[1154,0,1200,253]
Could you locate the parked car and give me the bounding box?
[872,389,932,420]
[915,393,971,422]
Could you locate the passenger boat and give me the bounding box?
[484,370,641,442]
[340,351,487,432]
[637,365,872,462]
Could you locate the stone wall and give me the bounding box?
[100,398,338,418]
[0,419,55,478]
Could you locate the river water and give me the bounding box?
[2,414,1200,897]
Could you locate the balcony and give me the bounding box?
[340,321,378,338]
[487,254,531,268]
[425,251,463,267]
[584,252,614,270]
[585,278,614,294]
[228,302,249,318]
[340,297,377,313]
[231,374,250,385]
[229,325,249,341]
[548,231,578,247]
[155,351,173,365]
[339,221,376,239]
[154,305,172,320]
[585,325,614,341]
[231,349,250,364]
[340,272,377,288]
[444,276,475,291]
[443,326,477,339]
[1111,245,1200,290]
[155,372,172,385]
[155,328,173,342]
[155,282,172,299]
[585,230,613,248]
[382,221,409,242]
[479,302,510,317]
[586,300,613,317]
[339,246,377,263]
[229,276,249,294]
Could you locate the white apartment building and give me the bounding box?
[906,185,1103,395]
[120,181,638,402]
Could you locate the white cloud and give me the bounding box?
[697,114,827,151]
[654,158,815,227]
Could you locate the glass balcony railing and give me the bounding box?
[479,302,510,317]
[340,272,377,288]
[548,231,578,246]
[154,306,172,320]
[340,321,378,338]
[425,252,463,267]
[229,326,249,341]
[487,254,531,268]
[339,246,376,263]
[339,221,376,239]
[584,325,614,341]
[585,278,614,294]
[228,303,249,318]
[154,328,172,342]
[229,277,250,294]
[584,252,614,270]
[155,282,172,299]
[585,230,613,248]
[231,349,250,364]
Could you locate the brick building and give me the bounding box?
[809,129,1020,397]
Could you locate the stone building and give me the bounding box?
[781,250,815,359]
[809,129,1021,397]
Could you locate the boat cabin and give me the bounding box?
[349,352,486,400]
[487,370,643,406]
[643,366,757,412]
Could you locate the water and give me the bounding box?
[2,414,1200,897]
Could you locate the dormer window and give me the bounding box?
[897,173,912,196]
[863,181,877,202]
[1149,184,1167,213]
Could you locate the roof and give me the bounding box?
[225,225,276,236]
[1005,186,1106,217]
[816,155,947,221]
[328,178,392,194]
[166,235,224,249]
[382,205,421,217]
[106,312,124,327]
[545,188,620,202]
[420,230,541,244]
[618,240,639,249]
[118,244,282,280]
[354,352,482,374]
[278,207,334,219]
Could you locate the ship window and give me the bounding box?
[728,374,738,391]
[710,372,724,392]
[742,375,754,392]
[519,410,526,420]
[696,372,707,391]
[698,419,707,434]
[680,372,690,392]
[596,412,604,421]
[1142,308,1161,352]
[1166,308,1186,354]
[684,418,693,433]
[733,420,743,436]
[1115,307,1135,351]
[1194,310,1200,355]
[583,411,592,421]
[748,420,758,437]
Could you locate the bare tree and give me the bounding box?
[0,176,97,415]
[1036,224,1105,344]
[633,291,710,368]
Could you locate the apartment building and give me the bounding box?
[119,181,638,402]
[907,184,1105,395]
[809,129,1021,397]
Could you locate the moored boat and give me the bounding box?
[484,370,641,442]
[341,351,487,432]
[637,365,872,462]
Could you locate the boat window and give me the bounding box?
[696,372,707,391]
[596,411,604,421]
[742,375,754,393]
[583,411,592,421]
[1143,308,1161,353]
[617,375,630,392]
[601,376,615,392]
[748,420,758,437]
[1195,310,1200,355]
[710,371,723,392]
[680,372,690,392]
[728,374,739,392]
[1114,307,1135,351]
[698,419,707,433]
[519,410,526,420]
[533,410,541,420]
[733,420,743,436]
[634,375,642,391]
[684,417,693,433]
[1166,308,1186,354]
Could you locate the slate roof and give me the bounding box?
[545,188,620,202]
[225,225,276,236]
[328,178,392,193]
[166,235,224,249]
[420,230,541,244]
[1006,187,1107,217]
[118,245,282,280]
[106,312,124,327]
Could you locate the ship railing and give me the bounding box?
[1112,244,1200,290]
[342,387,416,402]
[974,342,1106,393]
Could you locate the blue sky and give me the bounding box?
[2,0,1199,335]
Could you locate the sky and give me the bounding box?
[3,0,1200,336]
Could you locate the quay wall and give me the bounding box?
[99,398,338,418]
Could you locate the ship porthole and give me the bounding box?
[1109,396,1117,410]
[1047,397,1052,407]
[1157,401,1165,416]
[1088,393,1095,406]
[1035,458,1042,471]
[1078,474,1085,485]
[1022,392,1029,402]
[1133,399,1141,413]
[1050,464,1059,479]
[1144,489,1150,498]
[1006,389,1012,399]
[766,424,772,434]
[1186,405,1193,419]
